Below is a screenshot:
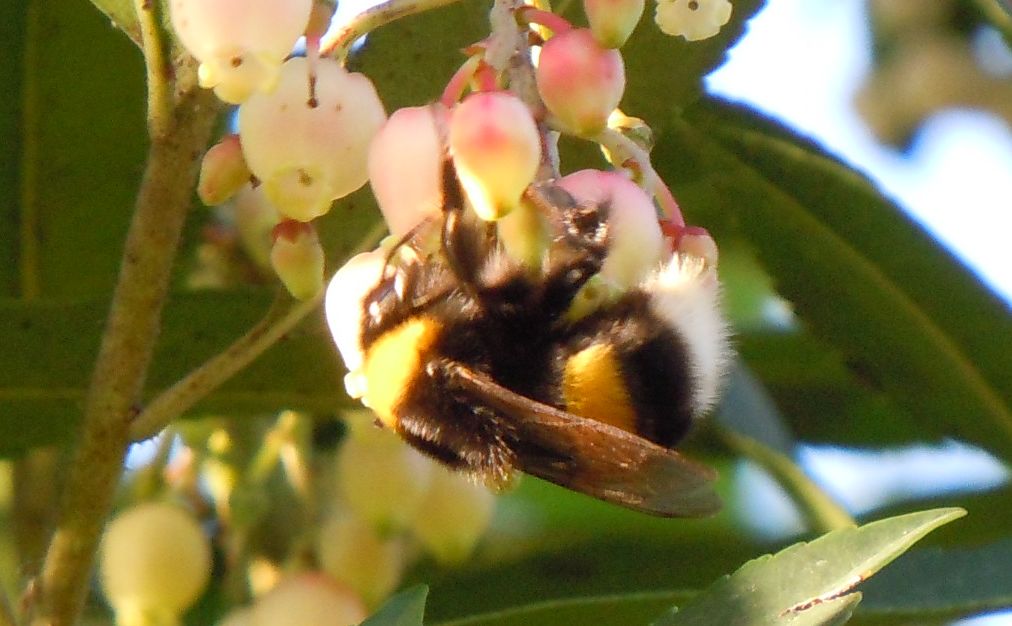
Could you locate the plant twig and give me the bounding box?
[0,588,16,626]
[26,58,221,626]
[321,0,468,62]
[720,429,856,534]
[133,0,173,138]
[129,220,387,442]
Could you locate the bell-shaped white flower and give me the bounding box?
[239,57,386,222]
[169,0,312,103]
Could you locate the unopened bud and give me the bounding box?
[537,28,625,135]
[673,225,718,267]
[449,92,541,221]
[199,134,251,206]
[368,105,447,236]
[270,220,324,300]
[557,169,662,288]
[583,0,645,48]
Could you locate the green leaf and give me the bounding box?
[362,585,428,626]
[87,0,141,43]
[2,0,147,300]
[0,292,349,455]
[859,538,1012,619]
[415,472,762,622]
[656,508,965,626]
[656,97,1012,458]
[352,3,490,111]
[778,593,861,626]
[436,592,691,626]
[734,330,923,447]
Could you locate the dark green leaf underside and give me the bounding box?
[657,97,1012,457]
[0,292,349,456]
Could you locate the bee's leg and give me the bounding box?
[391,358,518,488]
[526,182,610,258]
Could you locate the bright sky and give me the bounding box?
[706,0,1012,303]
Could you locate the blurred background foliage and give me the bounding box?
[0,0,1010,624]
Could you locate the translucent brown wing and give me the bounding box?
[440,362,721,517]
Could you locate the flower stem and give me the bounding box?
[129,220,387,442]
[720,429,856,534]
[590,126,686,226]
[321,0,468,62]
[515,6,572,34]
[26,58,221,626]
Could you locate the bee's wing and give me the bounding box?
[441,362,721,518]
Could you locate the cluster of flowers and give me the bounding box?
[143,0,737,622]
[184,0,732,300]
[99,417,495,625]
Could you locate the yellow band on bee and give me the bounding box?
[363,316,441,429]
[562,343,637,435]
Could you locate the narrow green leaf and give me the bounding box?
[780,592,861,626]
[656,508,965,626]
[361,585,428,626]
[657,97,1012,458]
[0,292,349,455]
[436,592,690,626]
[860,538,1012,619]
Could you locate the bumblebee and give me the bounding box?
[325,164,730,517]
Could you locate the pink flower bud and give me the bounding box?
[169,0,312,103]
[654,0,732,42]
[557,169,663,287]
[448,92,541,221]
[368,105,447,236]
[270,220,324,300]
[239,57,387,221]
[672,225,718,267]
[536,29,625,135]
[198,134,251,206]
[583,0,645,48]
